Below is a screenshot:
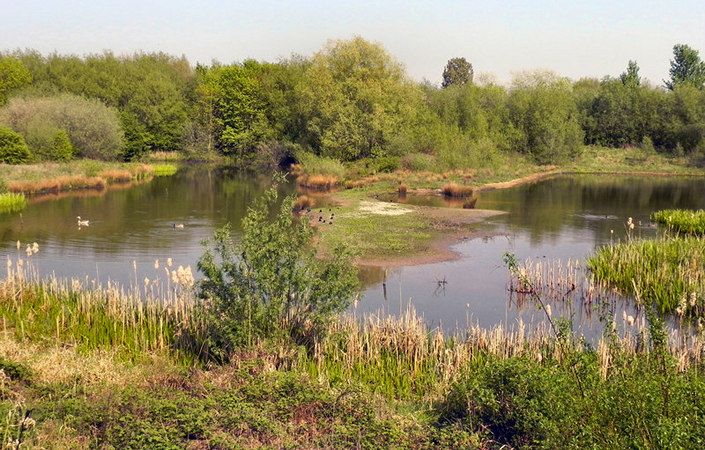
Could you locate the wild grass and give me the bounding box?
[587,236,705,316]
[1,160,155,194]
[0,258,201,360]
[441,182,474,198]
[295,152,347,179]
[146,151,183,162]
[151,163,178,176]
[296,173,339,191]
[651,209,705,235]
[0,193,26,214]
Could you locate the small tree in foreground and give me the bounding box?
[196,176,359,362]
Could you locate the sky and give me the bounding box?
[1,0,704,85]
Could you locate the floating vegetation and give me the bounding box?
[0,193,27,214]
[152,164,178,176]
[651,209,705,235]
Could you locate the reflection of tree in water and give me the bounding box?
[480,175,705,245]
[0,166,295,255]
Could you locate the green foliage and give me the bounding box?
[436,355,705,448]
[666,44,705,90]
[299,37,422,160]
[151,163,178,176]
[0,56,31,104]
[508,72,584,163]
[0,193,27,214]
[296,151,347,178]
[24,121,74,161]
[11,51,190,159]
[652,209,705,235]
[0,357,33,383]
[619,60,641,87]
[442,57,473,88]
[0,126,31,164]
[0,94,123,160]
[588,236,705,315]
[197,180,359,361]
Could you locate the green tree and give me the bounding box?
[0,57,31,105]
[665,44,705,90]
[196,179,358,361]
[0,126,31,164]
[442,57,474,88]
[619,60,641,87]
[508,71,583,164]
[299,37,421,160]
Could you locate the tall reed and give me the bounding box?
[0,193,26,214]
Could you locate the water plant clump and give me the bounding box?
[587,236,705,316]
[151,163,178,176]
[651,208,705,235]
[0,192,27,214]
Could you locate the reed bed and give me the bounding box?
[651,208,705,235]
[151,164,178,176]
[0,193,26,214]
[441,183,474,198]
[0,257,201,359]
[8,175,107,194]
[588,237,705,316]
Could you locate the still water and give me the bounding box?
[1,168,704,334]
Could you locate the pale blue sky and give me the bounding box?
[2,0,704,85]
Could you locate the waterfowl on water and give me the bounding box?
[173,223,185,229]
[77,216,90,227]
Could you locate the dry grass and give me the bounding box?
[462,197,478,209]
[398,183,408,196]
[296,174,339,191]
[293,195,315,212]
[8,175,107,194]
[441,183,474,198]
[98,169,133,183]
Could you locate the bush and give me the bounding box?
[196,178,358,361]
[0,126,31,164]
[401,152,436,171]
[24,120,74,161]
[295,151,347,178]
[0,94,124,160]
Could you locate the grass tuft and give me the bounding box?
[651,209,705,235]
[0,192,27,214]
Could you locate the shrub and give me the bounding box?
[295,151,347,178]
[0,126,31,164]
[24,120,74,161]
[0,94,124,160]
[196,178,358,361]
[401,152,436,172]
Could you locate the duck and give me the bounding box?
[77,216,90,227]
[173,223,185,229]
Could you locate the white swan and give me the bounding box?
[173,223,185,229]
[77,216,90,227]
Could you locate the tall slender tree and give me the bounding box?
[665,44,705,90]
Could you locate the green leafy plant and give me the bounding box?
[196,176,359,361]
[0,126,31,164]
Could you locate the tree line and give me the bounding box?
[1,37,704,166]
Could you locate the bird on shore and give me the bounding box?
[173,223,185,229]
[77,216,90,227]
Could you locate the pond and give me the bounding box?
[1,168,704,336]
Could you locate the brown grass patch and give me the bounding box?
[293,195,315,212]
[9,176,106,194]
[441,183,474,198]
[463,197,478,209]
[398,183,408,196]
[296,174,338,191]
[99,169,133,183]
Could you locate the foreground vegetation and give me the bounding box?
[3,185,705,448]
[0,192,26,214]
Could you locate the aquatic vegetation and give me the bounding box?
[397,183,407,196]
[98,168,133,183]
[7,175,106,194]
[588,236,705,316]
[151,163,178,176]
[296,173,339,191]
[293,194,314,212]
[651,208,705,235]
[0,193,26,214]
[441,182,473,198]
